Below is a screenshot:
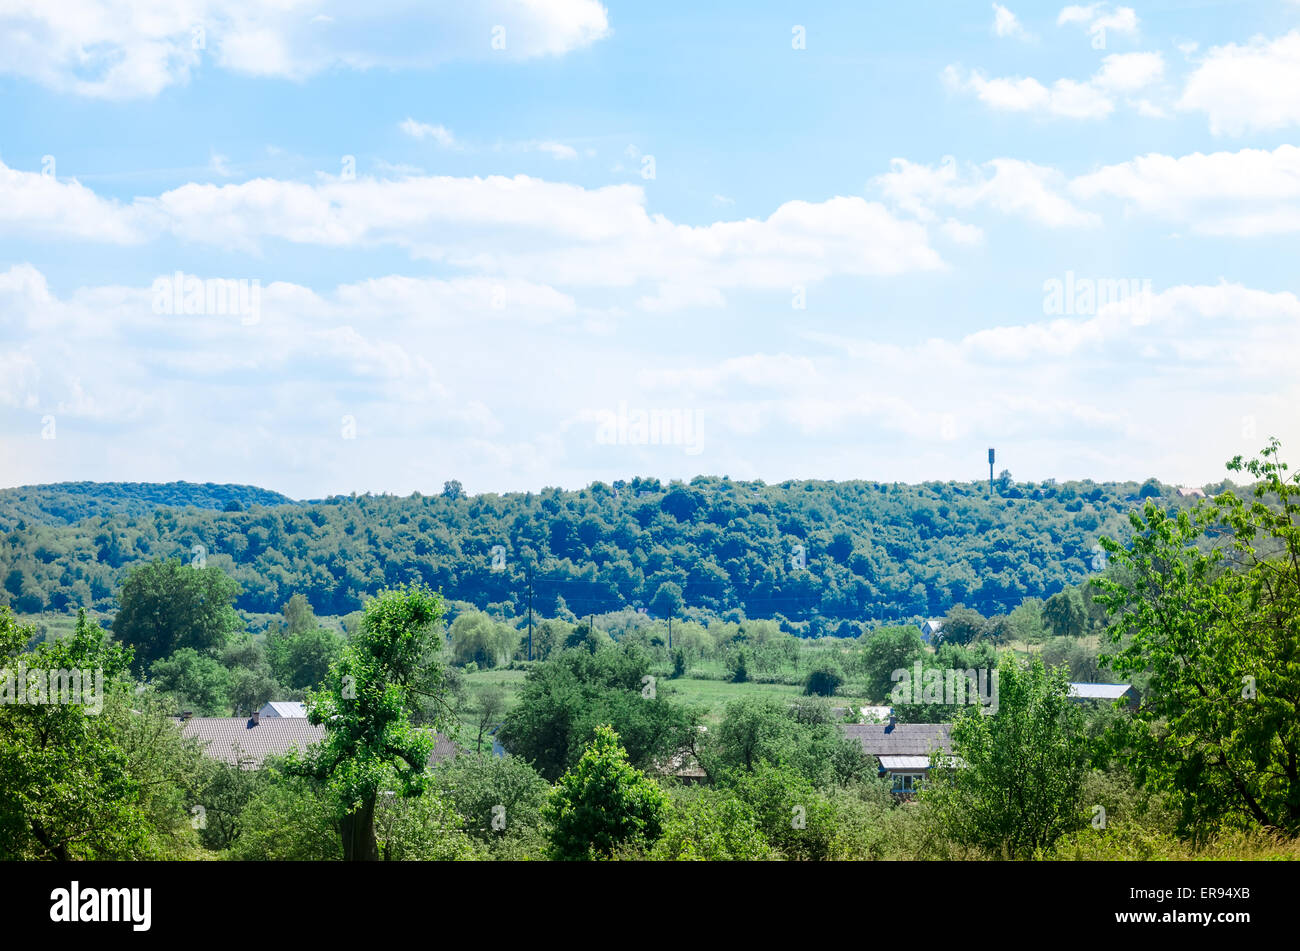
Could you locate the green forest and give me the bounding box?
[1,443,1297,862]
[0,471,1225,632]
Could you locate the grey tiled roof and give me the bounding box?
[840,722,953,757]
[177,716,461,769]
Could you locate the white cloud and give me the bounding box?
[875,156,1100,229]
[1057,4,1139,42]
[1179,30,1300,135]
[943,52,1163,120]
[1093,51,1164,92]
[0,0,612,99]
[531,141,579,160]
[992,4,1033,41]
[0,160,942,293]
[1069,144,1300,236]
[400,119,458,148]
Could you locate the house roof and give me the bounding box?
[177,716,461,769]
[841,722,953,757]
[178,716,325,767]
[1068,683,1134,700]
[259,701,307,718]
[878,755,934,770]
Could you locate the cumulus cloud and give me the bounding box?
[0,161,944,292]
[942,51,1164,120]
[1068,144,1300,236]
[1179,30,1300,135]
[875,156,1100,229]
[400,119,459,148]
[992,4,1033,41]
[0,0,612,99]
[1057,4,1139,43]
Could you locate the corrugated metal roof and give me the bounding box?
[1068,683,1133,700]
[878,755,933,770]
[259,701,307,718]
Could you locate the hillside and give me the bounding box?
[0,475,1218,629]
[0,481,297,525]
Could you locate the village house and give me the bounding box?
[176,711,460,769]
[919,618,943,644]
[840,716,953,796]
[1068,682,1139,709]
[258,700,307,718]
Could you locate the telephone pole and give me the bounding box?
[526,566,533,662]
[988,447,995,496]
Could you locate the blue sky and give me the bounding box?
[1,1,1298,498]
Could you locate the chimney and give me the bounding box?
[250,711,260,726]
[180,710,193,722]
[886,713,897,731]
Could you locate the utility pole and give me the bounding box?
[526,566,533,662]
[988,447,995,497]
[668,614,672,651]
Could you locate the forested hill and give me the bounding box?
[0,474,1221,631]
[0,481,297,525]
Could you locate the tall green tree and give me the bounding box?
[0,609,162,859]
[112,559,244,669]
[924,654,1092,858]
[858,625,925,702]
[544,724,667,860]
[1095,440,1300,836]
[288,584,452,860]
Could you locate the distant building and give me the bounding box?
[1177,487,1206,499]
[176,713,460,769]
[920,619,944,644]
[258,701,307,718]
[1068,683,1138,708]
[841,718,954,795]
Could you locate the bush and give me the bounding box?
[803,659,844,696]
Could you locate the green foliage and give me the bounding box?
[1095,440,1300,837]
[858,624,925,702]
[2,475,1162,625]
[497,643,699,781]
[289,583,451,860]
[924,655,1092,858]
[704,695,873,789]
[723,762,841,860]
[112,558,244,670]
[374,787,481,860]
[545,725,667,860]
[1043,589,1087,639]
[194,757,267,851]
[728,647,749,683]
[803,657,844,696]
[149,647,231,715]
[937,604,986,646]
[431,752,551,858]
[649,786,773,860]
[0,608,166,858]
[226,768,341,860]
[266,596,344,691]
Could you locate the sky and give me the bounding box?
[1,0,1298,499]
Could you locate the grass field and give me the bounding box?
[460,664,873,726]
